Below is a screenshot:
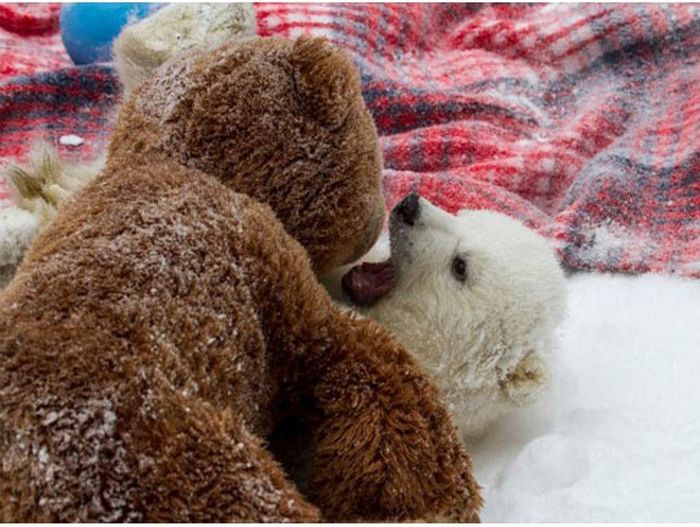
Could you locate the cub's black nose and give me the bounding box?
[395,192,420,226]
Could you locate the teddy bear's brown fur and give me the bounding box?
[0,37,482,521]
[109,35,387,276]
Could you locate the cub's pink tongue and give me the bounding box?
[342,260,395,306]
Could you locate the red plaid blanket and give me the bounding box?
[0,3,118,204]
[1,3,698,277]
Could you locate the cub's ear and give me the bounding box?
[499,353,549,405]
[290,36,361,127]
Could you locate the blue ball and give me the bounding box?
[60,3,160,66]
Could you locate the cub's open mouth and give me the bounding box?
[341,260,395,306]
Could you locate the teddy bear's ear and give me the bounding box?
[290,36,361,127]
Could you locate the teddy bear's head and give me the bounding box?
[109,36,385,275]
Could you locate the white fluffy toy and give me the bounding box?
[323,194,567,438]
[0,145,104,287]
[0,207,38,287]
[113,3,256,94]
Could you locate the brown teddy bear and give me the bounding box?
[0,37,482,521]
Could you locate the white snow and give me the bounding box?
[471,272,700,522]
[58,135,84,147]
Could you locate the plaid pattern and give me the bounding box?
[0,3,118,205]
[258,3,700,277]
[1,4,699,277]
[0,3,65,78]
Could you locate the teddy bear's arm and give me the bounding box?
[236,195,481,522]
[306,322,483,522]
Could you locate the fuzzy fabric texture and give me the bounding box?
[7,143,105,225]
[113,3,256,94]
[0,4,65,82]
[0,207,38,287]
[0,36,482,522]
[109,36,386,275]
[255,3,700,278]
[0,144,105,285]
[1,4,698,277]
[324,198,567,438]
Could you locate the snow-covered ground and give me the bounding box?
[471,272,700,522]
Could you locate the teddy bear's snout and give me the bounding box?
[394,192,420,226]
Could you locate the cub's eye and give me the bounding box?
[451,256,468,282]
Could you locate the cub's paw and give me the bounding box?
[311,354,482,522]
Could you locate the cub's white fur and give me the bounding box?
[323,198,566,437]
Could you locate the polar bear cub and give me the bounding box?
[329,194,566,437]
